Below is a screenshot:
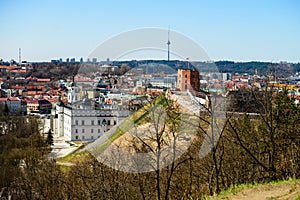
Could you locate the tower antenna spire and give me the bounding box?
[19,48,21,65]
[167,26,171,62]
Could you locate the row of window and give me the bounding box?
[74,119,116,126]
[75,128,102,134]
[179,74,197,78]
[75,135,100,140]
[179,74,189,78]
[178,80,188,83]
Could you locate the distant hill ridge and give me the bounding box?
[29,60,300,78]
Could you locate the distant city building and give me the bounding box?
[66,58,70,63]
[70,58,76,63]
[51,59,62,64]
[92,58,97,63]
[99,64,118,73]
[59,58,63,63]
[202,72,231,82]
[148,76,177,88]
[80,57,83,63]
[26,99,52,114]
[136,80,144,87]
[223,73,231,81]
[177,68,200,91]
[0,97,27,115]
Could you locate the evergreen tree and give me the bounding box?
[46,129,54,146]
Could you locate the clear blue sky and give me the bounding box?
[0,0,299,62]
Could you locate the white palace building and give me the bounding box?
[52,85,120,141]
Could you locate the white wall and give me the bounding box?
[61,106,118,141]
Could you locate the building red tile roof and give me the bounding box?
[27,91,38,95]
[26,99,39,104]
[8,97,20,101]
[26,85,44,90]
[0,65,19,69]
[37,78,51,82]
[10,70,27,73]
[26,99,51,104]
[10,86,23,89]
[0,97,24,102]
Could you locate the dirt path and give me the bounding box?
[211,180,300,200]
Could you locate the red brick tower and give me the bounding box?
[177,69,200,91]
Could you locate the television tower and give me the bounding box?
[167,28,171,62]
[19,48,21,64]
